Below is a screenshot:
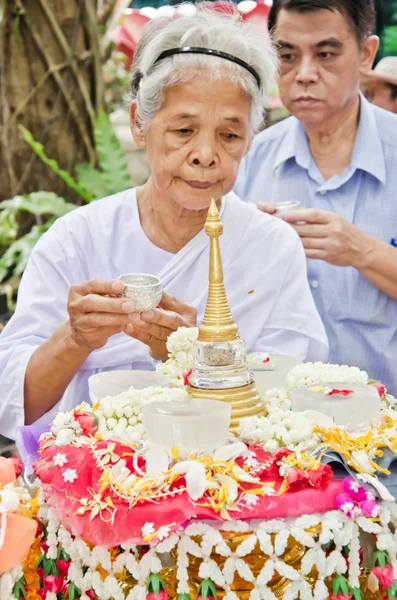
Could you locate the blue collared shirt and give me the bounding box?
[235,95,397,394]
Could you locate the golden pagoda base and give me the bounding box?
[187,382,265,431]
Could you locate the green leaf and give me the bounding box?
[51,560,59,578]
[0,192,75,218]
[388,587,397,600]
[36,553,45,569]
[373,550,389,569]
[12,576,26,599]
[44,558,52,578]
[94,111,132,195]
[146,574,166,595]
[75,163,109,200]
[19,126,94,202]
[351,588,362,600]
[197,579,217,599]
[0,220,54,282]
[332,575,349,597]
[68,582,81,599]
[61,549,70,561]
[0,203,18,246]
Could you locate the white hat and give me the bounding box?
[362,57,397,87]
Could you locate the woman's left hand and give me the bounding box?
[125,291,197,361]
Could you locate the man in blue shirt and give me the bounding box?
[235,0,397,394]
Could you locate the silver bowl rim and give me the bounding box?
[118,273,162,289]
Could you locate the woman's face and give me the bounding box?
[132,77,252,210]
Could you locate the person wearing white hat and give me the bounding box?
[361,57,397,114]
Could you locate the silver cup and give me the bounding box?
[118,273,162,312]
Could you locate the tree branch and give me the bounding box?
[15,0,96,179]
[37,0,97,133]
[84,0,104,114]
[9,53,93,126]
[0,0,17,195]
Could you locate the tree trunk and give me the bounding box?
[0,0,103,202]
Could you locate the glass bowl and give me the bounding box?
[88,370,170,403]
[118,273,162,312]
[248,353,302,394]
[142,398,231,455]
[290,382,381,429]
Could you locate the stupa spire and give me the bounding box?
[198,199,239,343]
[188,199,265,431]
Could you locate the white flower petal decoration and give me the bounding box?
[53,453,68,467]
[171,461,207,501]
[55,428,75,446]
[62,468,78,483]
[356,473,395,502]
[213,441,248,462]
[0,489,20,512]
[350,450,376,474]
[223,475,239,505]
[244,494,260,507]
[232,465,260,484]
[141,522,155,538]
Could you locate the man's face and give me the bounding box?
[274,9,377,126]
[363,82,397,114]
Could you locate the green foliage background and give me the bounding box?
[0,112,132,284]
[376,0,397,59]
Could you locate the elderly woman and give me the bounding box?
[0,9,328,439]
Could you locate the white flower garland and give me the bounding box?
[50,387,189,447]
[11,330,397,599]
[156,326,198,387]
[238,388,315,454]
[32,497,397,600]
[94,386,189,445]
[286,362,368,393]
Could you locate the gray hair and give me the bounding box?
[130,6,278,133]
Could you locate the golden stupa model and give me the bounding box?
[187,199,265,431]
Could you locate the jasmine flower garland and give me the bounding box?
[156,327,199,387]
[286,362,369,393]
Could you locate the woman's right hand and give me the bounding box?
[67,279,136,351]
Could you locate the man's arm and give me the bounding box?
[354,233,397,301]
[283,208,397,301]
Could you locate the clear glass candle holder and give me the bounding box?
[88,370,170,403]
[275,201,301,215]
[142,398,231,455]
[189,339,252,389]
[247,353,302,395]
[290,382,381,429]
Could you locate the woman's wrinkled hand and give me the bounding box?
[125,291,197,361]
[67,279,136,351]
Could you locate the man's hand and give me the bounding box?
[284,208,369,267]
[256,201,277,215]
[125,291,197,361]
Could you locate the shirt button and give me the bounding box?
[311,280,319,289]
[319,190,327,196]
